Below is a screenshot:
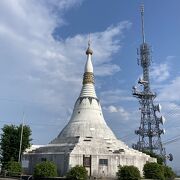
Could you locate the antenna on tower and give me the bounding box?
[140,4,145,44]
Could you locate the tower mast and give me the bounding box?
[141,4,145,44]
[132,5,167,161]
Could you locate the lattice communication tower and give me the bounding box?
[132,5,172,162]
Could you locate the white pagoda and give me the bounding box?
[23,43,155,178]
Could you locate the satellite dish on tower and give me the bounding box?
[154,104,162,112]
[168,153,173,161]
[160,129,166,134]
[138,77,148,84]
[157,116,165,125]
[160,116,165,124]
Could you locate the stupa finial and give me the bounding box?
[86,34,93,55]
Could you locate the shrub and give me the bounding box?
[142,150,164,165]
[143,162,165,180]
[163,165,176,180]
[117,165,141,180]
[66,165,88,180]
[33,161,58,178]
[6,160,22,176]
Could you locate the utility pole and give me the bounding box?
[18,112,25,162]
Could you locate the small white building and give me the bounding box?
[23,44,155,179]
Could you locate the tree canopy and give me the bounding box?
[66,165,88,180]
[117,165,141,180]
[6,160,22,176]
[33,161,58,178]
[143,162,165,180]
[141,150,164,164]
[0,124,32,168]
[163,165,176,180]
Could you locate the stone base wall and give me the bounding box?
[22,153,69,176]
[69,153,155,178]
[22,151,155,178]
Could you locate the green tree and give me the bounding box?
[142,150,164,165]
[66,165,88,180]
[0,124,32,168]
[163,165,176,180]
[117,165,141,180]
[33,161,58,178]
[143,162,165,180]
[6,160,22,176]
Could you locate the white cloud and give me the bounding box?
[100,89,134,105]
[104,105,130,121]
[41,0,83,11]
[166,56,176,61]
[158,76,180,102]
[108,105,119,113]
[0,0,131,143]
[151,63,170,82]
[95,64,120,76]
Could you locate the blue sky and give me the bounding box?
[0,0,180,172]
